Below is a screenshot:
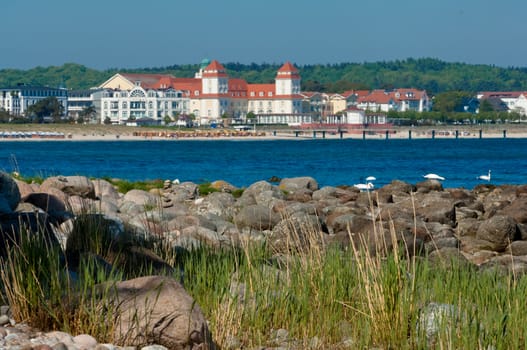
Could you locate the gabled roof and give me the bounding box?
[247,84,275,99]
[119,73,178,89]
[276,61,300,79]
[172,78,201,95]
[358,90,394,104]
[393,88,426,101]
[202,60,228,78]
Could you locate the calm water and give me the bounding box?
[1,138,526,189]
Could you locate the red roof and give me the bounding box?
[276,61,300,79]
[120,73,178,89]
[247,84,275,99]
[358,90,393,104]
[172,78,201,95]
[202,60,228,78]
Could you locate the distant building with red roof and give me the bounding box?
[98,59,304,125]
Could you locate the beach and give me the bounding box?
[0,123,527,141]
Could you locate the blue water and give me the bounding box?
[1,139,526,189]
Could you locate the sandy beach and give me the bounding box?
[0,124,526,141]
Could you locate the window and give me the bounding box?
[122,102,127,109]
[259,92,264,97]
[130,89,146,98]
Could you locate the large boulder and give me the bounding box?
[476,215,518,252]
[92,178,121,202]
[498,197,527,224]
[234,204,281,231]
[123,189,160,207]
[278,176,319,192]
[192,192,236,220]
[110,275,214,349]
[237,181,284,207]
[41,175,96,199]
[269,212,323,253]
[0,171,21,213]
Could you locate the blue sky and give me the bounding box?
[1,0,526,70]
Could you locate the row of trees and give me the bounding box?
[1,58,527,94]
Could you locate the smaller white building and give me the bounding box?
[67,89,105,122]
[99,85,188,125]
[326,107,387,125]
[0,85,68,117]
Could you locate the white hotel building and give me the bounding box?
[97,59,305,125]
[0,85,68,117]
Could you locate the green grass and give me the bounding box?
[101,177,164,193]
[2,199,527,349]
[174,228,527,349]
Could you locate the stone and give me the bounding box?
[234,204,281,231]
[0,171,21,212]
[41,175,96,199]
[210,180,237,193]
[476,215,518,252]
[508,240,527,256]
[109,276,214,349]
[279,176,319,192]
[123,189,160,207]
[21,192,67,218]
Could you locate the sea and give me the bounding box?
[1,138,526,190]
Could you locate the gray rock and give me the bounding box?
[238,180,284,206]
[270,213,323,253]
[123,189,160,207]
[508,240,527,256]
[14,179,34,198]
[92,178,120,202]
[181,225,231,248]
[192,192,236,220]
[109,276,214,349]
[234,204,281,231]
[476,215,518,251]
[279,176,319,192]
[0,171,21,212]
[417,302,464,346]
[41,175,96,199]
[416,179,444,193]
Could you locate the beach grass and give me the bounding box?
[2,199,527,349]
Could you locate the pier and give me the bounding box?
[284,126,521,140]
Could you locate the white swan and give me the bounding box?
[354,182,374,191]
[478,170,491,181]
[423,173,445,181]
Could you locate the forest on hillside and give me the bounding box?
[1,58,527,95]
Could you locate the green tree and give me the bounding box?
[103,116,112,125]
[479,99,494,112]
[163,115,172,125]
[432,91,473,113]
[79,105,97,123]
[26,97,64,122]
[246,111,256,121]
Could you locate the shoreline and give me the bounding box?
[0,124,526,141]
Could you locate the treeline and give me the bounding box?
[1,58,527,94]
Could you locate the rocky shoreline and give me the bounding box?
[1,172,527,348]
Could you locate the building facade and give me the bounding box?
[0,85,68,117]
[97,59,305,125]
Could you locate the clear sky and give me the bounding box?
[1,0,526,70]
